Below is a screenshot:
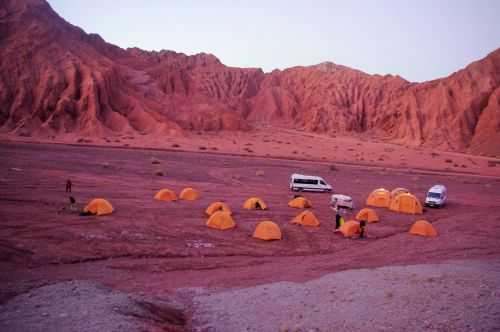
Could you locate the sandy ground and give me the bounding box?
[1,141,500,331]
[2,128,500,177]
[192,260,500,332]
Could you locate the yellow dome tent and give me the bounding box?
[83,198,113,216]
[243,197,268,210]
[253,221,282,240]
[366,188,391,207]
[409,220,437,237]
[288,197,312,209]
[206,211,235,230]
[154,188,177,201]
[291,210,320,227]
[179,187,199,200]
[206,201,232,216]
[389,193,423,214]
[339,220,360,237]
[355,208,379,223]
[391,187,410,198]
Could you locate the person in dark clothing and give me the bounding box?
[255,201,262,210]
[335,208,342,229]
[359,220,367,239]
[79,211,93,216]
[69,196,76,211]
[331,205,342,231]
[65,179,72,193]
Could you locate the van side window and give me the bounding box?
[293,179,318,185]
[320,180,326,185]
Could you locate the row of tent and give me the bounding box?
[82,187,437,240]
[155,189,313,210]
[155,188,199,201]
[82,193,309,217]
[152,187,423,216]
[203,202,437,239]
[366,188,423,214]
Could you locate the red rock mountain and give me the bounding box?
[1,0,499,155]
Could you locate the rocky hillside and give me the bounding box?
[1,0,499,155]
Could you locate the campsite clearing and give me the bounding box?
[1,142,500,331]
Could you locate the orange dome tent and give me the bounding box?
[366,188,391,207]
[339,220,360,237]
[390,193,423,214]
[355,208,379,223]
[154,188,177,201]
[243,197,268,210]
[288,197,312,209]
[292,210,320,227]
[409,220,437,237]
[179,187,199,200]
[206,201,232,216]
[206,211,236,230]
[253,221,282,240]
[391,187,410,198]
[83,198,113,216]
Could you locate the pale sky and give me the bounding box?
[48,0,500,82]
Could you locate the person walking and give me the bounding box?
[66,179,72,193]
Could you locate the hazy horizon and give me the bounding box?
[48,0,500,82]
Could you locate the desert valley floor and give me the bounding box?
[1,136,500,331]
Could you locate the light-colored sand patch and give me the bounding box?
[0,280,185,332]
[192,260,500,332]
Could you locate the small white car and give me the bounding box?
[331,194,354,209]
[290,173,332,192]
[425,185,447,208]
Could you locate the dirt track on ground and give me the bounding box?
[1,142,500,330]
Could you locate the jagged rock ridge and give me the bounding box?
[0,0,499,155]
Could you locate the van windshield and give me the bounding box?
[428,192,441,199]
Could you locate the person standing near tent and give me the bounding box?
[65,179,72,193]
[359,220,367,239]
[331,205,343,231]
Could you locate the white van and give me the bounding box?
[425,185,447,207]
[290,173,332,192]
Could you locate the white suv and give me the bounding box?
[331,194,354,209]
[425,185,447,208]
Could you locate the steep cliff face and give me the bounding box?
[247,53,500,153]
[1,0,499,155]
[0,0,263,137]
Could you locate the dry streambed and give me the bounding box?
[191,260,500,332]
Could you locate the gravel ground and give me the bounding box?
[192,260,500,332]
[0,280,186,332]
